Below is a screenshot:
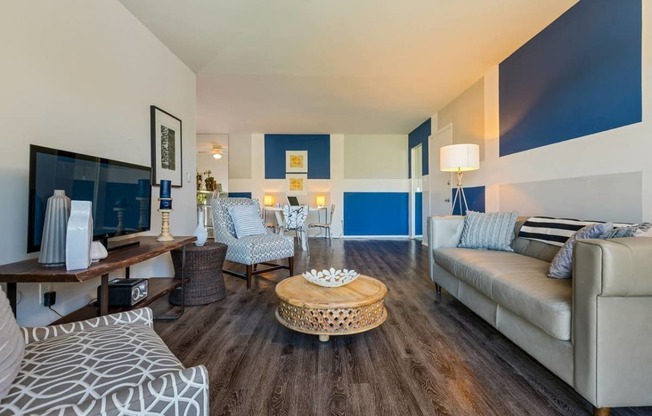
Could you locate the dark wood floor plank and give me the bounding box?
[154,239,652,416]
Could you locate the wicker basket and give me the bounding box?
[169,241,227,306]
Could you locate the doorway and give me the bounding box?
[409,144,423,239]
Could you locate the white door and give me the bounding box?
[429,125,453,216]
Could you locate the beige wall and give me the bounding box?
[343,134,408,179]
[228,133,253,179]
[0,1,196,326]
[438,78,485,161]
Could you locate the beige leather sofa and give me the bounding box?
[428,216,652,415]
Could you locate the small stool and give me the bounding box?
[169,241,227,306]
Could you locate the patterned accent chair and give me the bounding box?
[212,197,295,288]
[0,287,209,416]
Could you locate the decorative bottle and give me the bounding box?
[194,208,208,246]
[39,190,71,266]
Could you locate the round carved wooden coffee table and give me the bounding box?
[275,274,388,342]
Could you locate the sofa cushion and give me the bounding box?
[458,211,518,252]
[0,287,24,403]
[0,323,184,415]
[434,248,572,340]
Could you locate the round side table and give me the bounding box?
[169,241,227,306]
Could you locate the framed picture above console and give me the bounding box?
[150,105,183,187]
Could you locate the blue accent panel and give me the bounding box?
[452,186,485,216]
[344,192,409,236]
[408,119,430,178]
[415,192,423,235]
[499,0,642,156]
[264,134,330,179]
[228,192,252,199]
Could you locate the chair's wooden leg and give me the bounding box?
[288,257,294,276]
[327,227,331,246]
[246,265,253,289]
[435,283,442,294]
[594,407,610,416]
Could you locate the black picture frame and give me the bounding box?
[150,105,183,187]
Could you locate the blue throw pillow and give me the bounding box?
[548,223,613,279]
[227,205,267,238]
[458,211,519,252]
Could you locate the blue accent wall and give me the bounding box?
[344,192,409,235]
[415,192,422,235]
[452,186,485,216]
[228,192,252,199]
[408,119,430,178]
[264,134,331,179]
[499,0,642,156]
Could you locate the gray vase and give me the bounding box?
[38,190,71,266]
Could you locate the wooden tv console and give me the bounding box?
[0,236,195,323]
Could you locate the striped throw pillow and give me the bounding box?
[458,211,519,252]
[227,205,267,238]
[518,217,600,247]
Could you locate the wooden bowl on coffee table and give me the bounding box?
[275,274,388,342]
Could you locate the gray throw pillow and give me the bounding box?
[601,222,651,239]
[458,211,519,252]
[548,223,613,279]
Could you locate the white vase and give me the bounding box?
[66,201,93,271]
[90,241,108,262]
[39,190,71,266]
[194,209,208,246]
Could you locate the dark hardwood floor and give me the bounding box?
[154,239,652,416]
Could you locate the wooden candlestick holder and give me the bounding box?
[157,209,174,242]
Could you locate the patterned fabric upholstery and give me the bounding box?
[282,205,308,231]
[0,287,24,403]
[0,307,209,416]
[212,198,294,265]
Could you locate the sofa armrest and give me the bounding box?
[427,215,465,250]
[40,366,210,416]
[572,237,652,407]
[427,216,465,283]
[21,307,153,344]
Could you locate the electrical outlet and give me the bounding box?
[39,283,52,305]
[43,291,56,307]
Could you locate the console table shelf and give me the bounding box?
[52,277,188,324]
[0,236,196,319]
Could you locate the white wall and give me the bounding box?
[432,3,652,222]
[228,133,409,237]
[0,1,197,326]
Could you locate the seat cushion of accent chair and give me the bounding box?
[0,323,184,415]
[225,233,295,265]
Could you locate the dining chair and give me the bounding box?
[282,205,309,255]
[308,203,336,245]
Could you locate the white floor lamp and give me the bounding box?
[440,144,480,215]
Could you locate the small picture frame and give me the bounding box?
[286,150,308,173]
[286,173,308,196]
[151,105,183,187]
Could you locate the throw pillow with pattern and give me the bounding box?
[548,222,613,279]
[458,211,519,252]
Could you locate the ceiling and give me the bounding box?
[119,0,577,135]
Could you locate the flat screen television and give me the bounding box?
[27,145,152,253]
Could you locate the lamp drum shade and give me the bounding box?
[440,144,480,172]
[263,195,274,206]
[315,195,326,207]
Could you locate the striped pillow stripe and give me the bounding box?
[518,217,599,246]
[458,211,519,252]
[227,205,267,238]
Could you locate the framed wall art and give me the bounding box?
[286,173,308,196]
[151,105,183,187]
[286,150,308,173]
